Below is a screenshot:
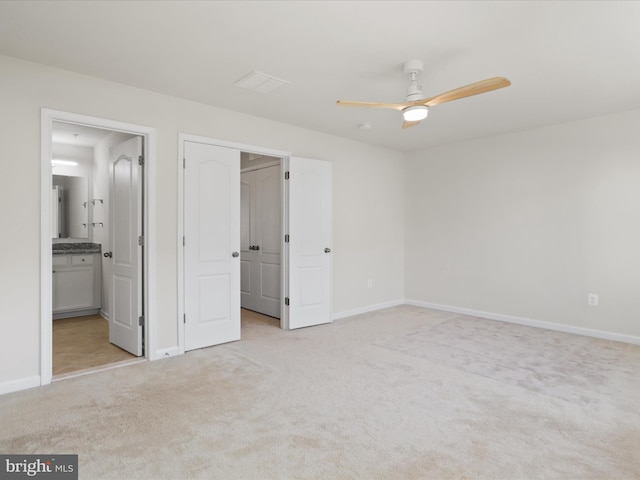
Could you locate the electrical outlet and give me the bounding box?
[367,279,373,289]
[588,293,599,306]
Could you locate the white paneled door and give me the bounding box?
[109,136,143,356]
[287,157,332,329]
[184,141,241,351]
[240,165,281,318]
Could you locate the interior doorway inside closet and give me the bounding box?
[240,152,282,319]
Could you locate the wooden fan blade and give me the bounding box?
[336,99,409,111]
[421,77,511,107]
[402,120,421,129]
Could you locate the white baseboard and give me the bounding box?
[0,376,41,396]
[332,299,405,321]
[152,346,180,360]
[53,308,100,320]
[406,299,640,346]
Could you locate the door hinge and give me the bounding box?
[183,313,186,324]
[183,235,185,246]
[285,171,290,180]
[285,297,290,306]
[285,234,290,243]
[183,157,186,169]
[138,315,145,326]
[138,235,145,246]
[138,155,144,166]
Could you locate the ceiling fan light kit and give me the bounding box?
[336,59,511,129]
[402,105,428,122]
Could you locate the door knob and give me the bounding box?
[324,248,331,253]
[255,245,260,251]
[103,251,112,258]
[232,251,239,258]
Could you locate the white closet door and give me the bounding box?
[287,157,332,329]
[184,141,240,351]
[254,166,281,317]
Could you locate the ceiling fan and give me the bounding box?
[336,60,511,129]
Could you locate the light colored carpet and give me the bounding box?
[1,306,639,479]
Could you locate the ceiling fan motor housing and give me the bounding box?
[403,60,426,102]
[406,82,423,101]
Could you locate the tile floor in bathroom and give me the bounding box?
[53,310,280,378]
[53,314,138,377]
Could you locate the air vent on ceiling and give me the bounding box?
[234,70,289,93]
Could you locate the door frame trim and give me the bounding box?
[177,133,290,353]
[41,108,158,385]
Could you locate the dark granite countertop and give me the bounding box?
[52,243,102,255]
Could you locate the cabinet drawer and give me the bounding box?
[52,255,70,267]
[71,255,94,266]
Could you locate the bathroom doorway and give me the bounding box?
[41,109,157,385]
[51,123,143,377]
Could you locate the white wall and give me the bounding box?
[51,143,93,178]
[0,54,405,391]
[405,109,640,339]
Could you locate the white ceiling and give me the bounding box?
[1,1,640,152]
[52,122,113,147]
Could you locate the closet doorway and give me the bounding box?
[240,153,282,319]
[178,134,333,354]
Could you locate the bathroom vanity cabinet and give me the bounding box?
[53,253,101,319]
